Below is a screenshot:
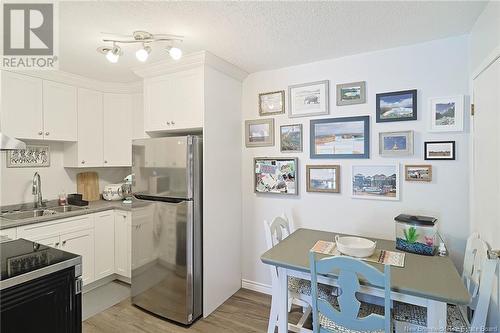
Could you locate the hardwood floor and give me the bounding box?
[84,289,277,333]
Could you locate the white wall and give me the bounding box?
[241,36,471,288]
[0,141,130,206]
[469,1,500,74]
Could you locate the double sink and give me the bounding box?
[1,205,86,221]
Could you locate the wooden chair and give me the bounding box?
[393,233,499,332]
[309,252,392,333]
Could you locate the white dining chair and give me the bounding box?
[264,213,335,333]
[393,233,499,332]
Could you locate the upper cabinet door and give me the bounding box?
[77,88,103,167]
[103,93,132,166]
[1,71,43,140]
[131,93,146,139]
[43,80,77,141]
[144,68,203,132]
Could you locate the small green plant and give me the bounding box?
[404,227,419,244]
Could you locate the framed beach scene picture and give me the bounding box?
[280,124,303,152]
[245,119,274,147]
[310,116,370,159]
[352,164,400,201]
[424,141,456,160]
[376,89,417,122]
[306,165,340,193]
[405,165,432,182]
[288,80,329,118]
[259,90,285,116]
[379,131,414,157]
[336,81,366,106]
[429,95,464,132]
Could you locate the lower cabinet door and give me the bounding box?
[114,211,131,278]
[94,211,115,280]
[60,229,95,285]
[31,235,61,248]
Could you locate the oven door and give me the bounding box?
[0,267,82,333]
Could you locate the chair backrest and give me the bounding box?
[309,252,391,333]
[263,214,293,282]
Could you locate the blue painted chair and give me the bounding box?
[309,251,392,333]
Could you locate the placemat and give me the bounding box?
[311,240,405,268]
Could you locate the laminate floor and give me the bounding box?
[84,289,308,333]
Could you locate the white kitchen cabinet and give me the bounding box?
[132,93,146,139]
[42,80,77,141]
[114,211,131,278]
[0,228,17,240]
[60,229,95,284]
[1,71,43,140]
[144,68,203,132]
[94,211,115,280]
[103,93,132,166]
[31,235,60,248]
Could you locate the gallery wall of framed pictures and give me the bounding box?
[244,77,465,199]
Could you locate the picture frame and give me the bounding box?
[288,80,329,118]
[280,124,303,153]
[259,90,285,116]
[245,119,275,147]
[405,165,432,182]
[6,145,50,168]
[429,95,464,132]
[351,164,400,201]
[379,130,414,157]
[306,165,340,193]
[336,81,366,106]
[376,89,417,122]
[310,116,370,159]
[424,141,456,160]
[254,157,298,195]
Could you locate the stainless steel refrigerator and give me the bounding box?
[131,135,202,325]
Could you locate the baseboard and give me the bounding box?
[241,279,272,295]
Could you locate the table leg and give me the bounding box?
[277,267,289,333]
[427,300,447,332]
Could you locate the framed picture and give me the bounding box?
[376,89,417,122]
[336,81,366,106]
[352,164,400,201]
[245,119,274,147]
[405,165,432,182]
[7,145,50,168]
[424,141,456,160]
[306,165,340,193]
[254,157,298,195]
[429,95,464,132]
[288,80,329,118]
[310,116,370,159]
[379,131,414,157]
[280,124,303,152]
[259,90,285,116]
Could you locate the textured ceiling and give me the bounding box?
[59,1,487,83]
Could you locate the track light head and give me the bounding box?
[135,44,151,62]
[97,45,122,63]
[167,46,182,60]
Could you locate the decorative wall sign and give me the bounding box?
[288,80,329,118]
[7,145,50,168]
[259,90,285,116]
[254,157,298,195]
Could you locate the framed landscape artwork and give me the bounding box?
[310,116,370,159]
[379,131,414,157]
[259,90,285,116]
[254,157,298,195]
[424,141,456,160]
[245,119,274,147]
[336,81,366,106]
[288,80,329,118]
[429,95,464,132]
[306,165,340,193]
[352,164,400,201]
[280,124,303,152]
[405,165,432,182]
[376,89,417,122]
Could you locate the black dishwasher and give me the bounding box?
[0,238,82,333]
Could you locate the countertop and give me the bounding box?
[261,228,470,305]
[0,200,131,230]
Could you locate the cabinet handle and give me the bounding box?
[81,160,85,164]
[62,240,67,246]
[38,131,43,135]
[45,132,49,136]
[166,122,171,126]
[55,242,60,247]
[171,121,175,125]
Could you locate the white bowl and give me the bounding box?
[335,235,376,258]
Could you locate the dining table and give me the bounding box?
[260,228,470,333]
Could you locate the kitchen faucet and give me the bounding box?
[32,172,44,208]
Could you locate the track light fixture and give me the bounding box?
[97,30,183,64]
